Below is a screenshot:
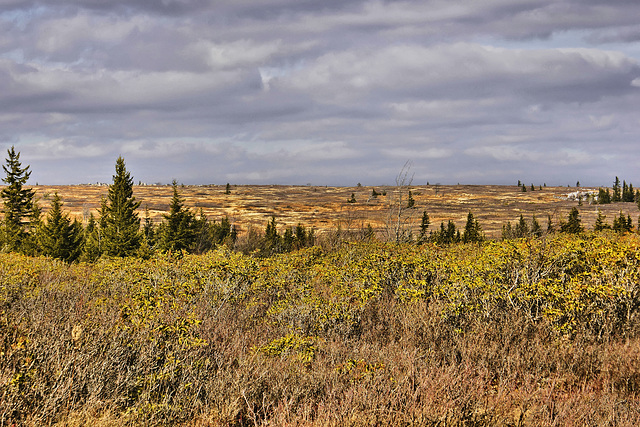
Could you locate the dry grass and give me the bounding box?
[2,235,640,426]
[30,184,638,239]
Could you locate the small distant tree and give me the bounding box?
[594,211,610,232]
[37,193,83,262]
[521,185,527,193]
[100,156,141,257]
[515,214,529,238]
[407,190,415,208]
[263,216,281,255]
[612,212,632,233]
[347,193,356,203]
[531,215,542,237]
[612,177,621,202]
[225,183,231,195]
[1,146,38,252]
[560,208,583,234]
[530,184,534,191]
[418,211,430,243]
[598,188,611,204]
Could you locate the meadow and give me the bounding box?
[2,184,640,426]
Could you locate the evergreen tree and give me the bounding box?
[347,193,356,203]
[418,211,430,243]
[100,157,141,257]
[225,183,231,195]
[37,193,83,262]
[81,213,102,261]
[462,211,483,243]
[594,211,610,232]
[598,188,611,204]
[407,190,415,208]
[515,214,529,238]
[531,215,542,237]
[263,216,281,255]
[157,180,196,253]
[1,146,37,252]
[612,212,632,233]
[623,182,635,202]
[612,177,621,202]
[560,208,583,234]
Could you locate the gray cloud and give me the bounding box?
[1,1,639,186]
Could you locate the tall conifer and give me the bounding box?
[1,146,37,252]
[100,157,141,257]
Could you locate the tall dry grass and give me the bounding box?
[1,234,640,426]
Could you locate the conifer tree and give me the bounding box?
[157,180,196,253]
[100,156,141,257]
[515,214,529,238]
[612,177,621,202]
[81,213,102,261]
[37,193,83,262]
[418,211,430,243]
[531,215,542,237]
[560,207,583,234]
[462,211,483,243]
[1,146,37,252]
[594,211,610,232]
[407,190,415,208]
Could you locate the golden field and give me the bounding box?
[29,184,639,238]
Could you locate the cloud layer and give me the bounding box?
[1,0,639,185]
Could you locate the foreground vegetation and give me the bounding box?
[2,232,640,425]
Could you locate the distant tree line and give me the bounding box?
[2,147,640,262]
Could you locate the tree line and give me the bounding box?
[2,147,640,262]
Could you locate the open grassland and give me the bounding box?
[2,233,640,426]
[29,184,640,238]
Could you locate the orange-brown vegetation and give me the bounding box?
[29,184,639,238]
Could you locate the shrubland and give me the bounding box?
[2,232,640,426]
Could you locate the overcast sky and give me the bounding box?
[1,1,639,186]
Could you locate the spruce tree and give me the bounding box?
[462,211,483,243]
[100,156,141,257]
[81,213,102,261]
[418,211,430,243]
[560,208,583,234]
[157,180,196,253]
[37,193,83,262]
[1,146,38,252]
[612,177,621,202]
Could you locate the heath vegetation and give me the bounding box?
[1,148,640,425]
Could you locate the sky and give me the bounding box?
[1,0,639,186]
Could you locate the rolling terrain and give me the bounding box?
[31,184,638,238]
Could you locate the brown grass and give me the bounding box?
[30,184,638,238]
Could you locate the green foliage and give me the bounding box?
[100,157,142,257]
[462,211,483,243]
[613,176,621,202]
[433,220,460,245]
[1,146,37,253]
[560,207,583,234]
[157,181,196,253]
[612,211,633,233]
[407,190,415,208]
[37,193,84,262]
[598,187,611,204]
[594,210,610,232]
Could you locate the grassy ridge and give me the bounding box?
[2,233,640,425]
